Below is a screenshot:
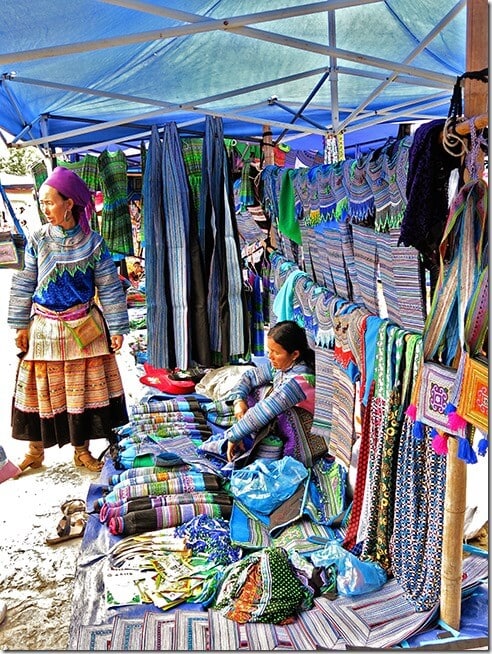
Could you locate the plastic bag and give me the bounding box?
[311,540,387,596]
[230,456,308,516]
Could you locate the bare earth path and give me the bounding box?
[0,268,141,651]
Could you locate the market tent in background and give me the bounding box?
[0,0,466,157]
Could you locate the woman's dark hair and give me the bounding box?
[267,320,315,368]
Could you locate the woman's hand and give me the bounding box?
[233,399,248,420]
[227,439,245,462]
[111,334,124,352]
[14,328,29,352]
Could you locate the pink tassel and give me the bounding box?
[405,404,417,421]
[432,432,449,455]
[447,410,468,431]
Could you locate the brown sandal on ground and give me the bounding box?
[17,443,45,472]
[73,447,104,472]
[45,510,88,545]
[60,498,87,516]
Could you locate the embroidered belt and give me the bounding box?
[33,301,93,322]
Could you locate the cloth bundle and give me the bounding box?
[108,500,230,536]
[95,470,222,508]
[99,491,232,523]
[113,397,213,468]
[131,398,204,415]
[213,546,314,624]
[109,465,185,485]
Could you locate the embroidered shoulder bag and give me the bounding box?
[408,178,487,453]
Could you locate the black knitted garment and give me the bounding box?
[399,119,459,271]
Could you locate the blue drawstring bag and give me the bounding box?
[230,456,308,516]
[311,540,387,596]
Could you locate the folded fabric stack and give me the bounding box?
[95,466,230,536]
[111,398,213,469]
[126,287,146,309]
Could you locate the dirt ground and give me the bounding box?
[0,268,144,651]
[0,268,487,652]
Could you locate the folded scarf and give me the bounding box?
[108,502,229,536]
[96,473,222,506]
[100,491,232,523]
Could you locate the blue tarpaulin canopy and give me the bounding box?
[0,0,467,156]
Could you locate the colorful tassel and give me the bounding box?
[447,410,468,431]
[457,437,477,464]
[406,404,417,421]
[477,437,488,456]
[431,431,449,455]
[444,402,456,415]
[412,420,425,441]
[445,401,468,431]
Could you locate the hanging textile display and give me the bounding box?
[275,168,301,266]
[406,178,488,460]
[360,329,415,573]
[97,149,134,259]
[57,154,99,191]
[322,224,351,300]
[455,265,488,435]
[294,167,317,281]
[342,157,374,225]
[199,116,249,365]
[376,228,427,333]
[181,138,213,367]
[355,321,393,546]
[305,167,328,286]
[142,125,169,369]
[325,302,361,468]
[246,269,266,357]
[398,119,459,274]
[391,344,448,612]
[261,165,282,242]
[312,162,339,293]
[365,144,392,231]
[350,224,380,314]
[381,135,412,230]
[161,122,192,371]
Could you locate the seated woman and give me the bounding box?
[224,320,327,468]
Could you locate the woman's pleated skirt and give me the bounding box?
[12,354,129,448]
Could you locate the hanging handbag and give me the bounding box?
[0,231,25,269]
[416,361,467,437]
[457,353,488,433]
[454,265,489,434]
[408,179,488,448]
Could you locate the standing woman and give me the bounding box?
[8,167,130,473]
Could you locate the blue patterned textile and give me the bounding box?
[8,223,128,334]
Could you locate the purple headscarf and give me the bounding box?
[43,166,94,234]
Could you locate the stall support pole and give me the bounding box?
[439,0,488,631]
[262,124,278,249]
[262,124,274,166]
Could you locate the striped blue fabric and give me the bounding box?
[8,224,129,334]
[142,125,168,368]
[200,116,248,364]
[351,223,380,314]
[222,156,247,359]
[161,122,191,370]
